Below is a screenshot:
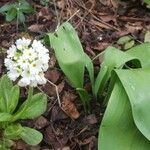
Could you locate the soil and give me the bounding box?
[0,0,150,149]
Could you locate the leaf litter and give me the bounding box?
[0,0,150,149]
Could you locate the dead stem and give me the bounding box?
[47,79,61,107]
[52,0,60,30]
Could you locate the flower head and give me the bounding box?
[5,38,50,87]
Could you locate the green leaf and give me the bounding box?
[0,75,13,112]
[144,0,150,5]
[16,93,47,119]
[85,54,94,92]
[127,43,150,68]
[0,4,14,13]
[6,7,17,22]
[20,127,43,145]
[94,46,140,98]
[47,22,94,111]
[115,69,150,141]
[8,85,20,113]
[99,43,150,149]
[0,113,12,122]
[76,88,91,112]
[99,77,150,150]
[19,0,34,13]
[4,124,23,140]
[47,22,86,88]
[17,11,25,23]
[124,40,135,49]
[117,35,132,45]
[12,87,33,121]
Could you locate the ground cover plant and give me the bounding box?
[0,0,34,23]
[0,75,47,149]
[1,0,150,149]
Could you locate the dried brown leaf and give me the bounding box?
[62,92,80,119]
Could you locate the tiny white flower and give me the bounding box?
[17,57,29,69]
[5,37,50,87]
[36,73,47,85]
[7,45,17,58]
[23,48,37,61]
[42,63,49,71]
[16,38,31,50]
[18,77,30,87]
[7,69,21,81]
[29,60,42,74]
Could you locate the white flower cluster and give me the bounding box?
[5,38,50,87]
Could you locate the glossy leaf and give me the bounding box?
[47,22,93,110]
[99,77,150,150]
[94,46,140,98]
[99,43,150,149]
[48,22,86,88]
[127,43,150,68]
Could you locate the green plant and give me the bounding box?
[144,0,150,6]
[46,22,150,149]
[40,0,49,6]
[46,22,94,112]
[98,43,150,149]
[0,0,34,23]
[0,75,47,149]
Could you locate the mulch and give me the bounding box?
[0,0,150,149]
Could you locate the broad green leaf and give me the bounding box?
[94,46,140,98]
[47,22,86,88]
[0,113,12,122]
[20,127,43,145]
[4,124,23,140]
[16,93,47,119]
[47,22,92,110]
[99,78,150,150]
[0,75,13,112]
[99,43,150,149]
[0,4,14,13]
[8,85,20,113]
[117,35,132,45]
[116,69,150,141]
[6,8,17,22]
[127,43,150,68]
[12,87,33,121]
